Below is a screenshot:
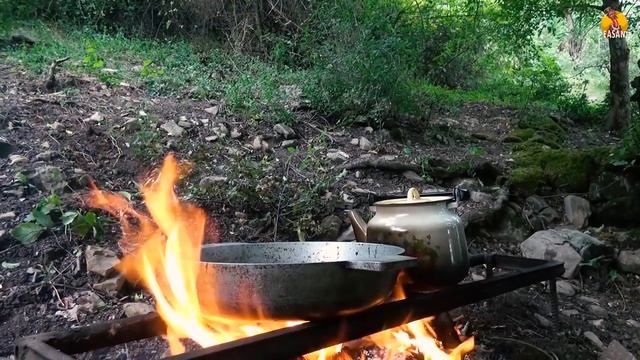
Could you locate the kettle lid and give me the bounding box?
[373,187,453,206]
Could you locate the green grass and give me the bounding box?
[2,21,303,124]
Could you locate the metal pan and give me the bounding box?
[198,242,416,320]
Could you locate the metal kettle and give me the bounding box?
[347,188,469,288]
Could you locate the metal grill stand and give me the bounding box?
[15,254,563,360]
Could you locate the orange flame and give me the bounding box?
[87,154,473,359]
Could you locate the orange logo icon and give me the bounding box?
[600,8,628,38]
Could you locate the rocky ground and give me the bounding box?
[1,58,640,360]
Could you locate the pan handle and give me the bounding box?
[344,255,417,272]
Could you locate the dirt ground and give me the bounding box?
[1,59,639,360]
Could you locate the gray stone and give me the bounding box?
[177,116,192,128]
[9,154,27,165]
[456,178,482,191]
[521,230,583,278]
[252,136,269,151]
[627,319,640,328]
[564,195,591,228]
[30,166,67,193]
[556,280,576,297]
[402,170,423,182]
[350,138,359,145]
[318,215,342,240]
[470,191,493,203]
[281,139,296,147]
[230,128,242,139]
[584,331,604,349]
[600,340,636,360]
[199,176,228,188]
[589,172,640,227]
[213,123,229,138]
[364,126,374,133]
[590,319,605,328]
[204,106,219,117]
[0,212,16,221]
[273,123,296,139]
[359,137,373,151]
[588,304,609,318]
[76,291,105,312]
[160,121,184,137]
[34,151,56,161]
[533,313,553,328]
[84,111,104,122]
[526,195,550,213]
[85,245,119,277]
[561,309,580,317]
[93,275,125,294]
[617,250,640,274]
[326,150,349,162]
[123,302,155,318]
[205,135,219,142]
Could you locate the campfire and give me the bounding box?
[86,154,474,359]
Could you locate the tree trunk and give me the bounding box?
[561,9,583,60]
[606,37,630,130]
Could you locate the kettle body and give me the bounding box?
[348,188,469,288]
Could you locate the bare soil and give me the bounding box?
[1,59,638,360]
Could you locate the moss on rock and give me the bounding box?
[509,146,611,194]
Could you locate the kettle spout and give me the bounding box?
[346,210,367,242]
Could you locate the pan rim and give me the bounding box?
[200,241,407,267]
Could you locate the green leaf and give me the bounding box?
[1,262,20,269]
[62,211,79,226]
[40,194,61,214]
[31,208,54,228]
[11,222,45,245]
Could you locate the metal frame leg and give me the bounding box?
[548,278,559,326]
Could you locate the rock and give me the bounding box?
[561,309,580,317]
[48,121,65,131]
[123,302,155,317]
[34,151,56,161]
[160,121,185,137]
[318,215,343,240]
[177,116,192,128]
[359,137,373,151]
[230,128,242,139]
[533,313,553,328]
[76,291,105,312]
[364,126,374,133]
[336,227,356,242]
[204,106,219,117]
[556,280,576,297]
[100,68,117,74]
[199,175,228,188]
[30,166,67,193]
[456,178,482,191]
[525,195,560,229]
[600,340,636,360]
[521,228,612,278]
[402,170,423,182]
[84,111,104,122]
[121,118,140,131]
[520,230,583,278]
[590,319,605,329]
[326,150,349,162]
[584,331,604,349]
[0,212,16,221]
[589,171,640,227]
[213,123,229,138]
[93,275,125,294]
[588,304,609,318]
[9,154,27,165]
[281,139,296,147]
[578,295,600,305]
[350,138,359,145]
[85,245,119,277]
[205,135,219,142]
[470,191,493,203]
[564,195,591,228]
[627,319,640,328]
[252,136,269,151]
[355,171,362,178]
[273,124,296,139]
[617,250,640,274]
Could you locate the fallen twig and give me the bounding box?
[43,56,70,92]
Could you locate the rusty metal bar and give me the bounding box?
[167,257,563,360]
[15,255,563,360]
